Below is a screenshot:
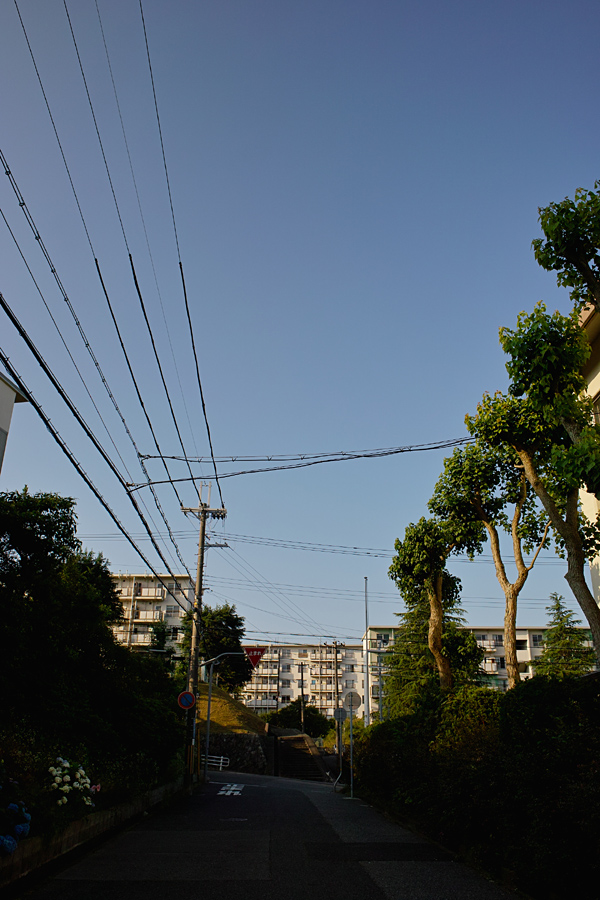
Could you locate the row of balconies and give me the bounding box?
[121,608,184,622]
[118,586,191,599]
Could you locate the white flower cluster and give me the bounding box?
[48,758,95,807]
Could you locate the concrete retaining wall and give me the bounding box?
[0,777,185,889]
[206,733,274,775]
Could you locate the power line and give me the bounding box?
[11,5,197,574]
[131,437,474,489]
[0,350,190,613]
[138,0,224,505]
[62,0,202,502]
[0,291,191,591]
[0,144,192,579]
[93,0,201,462]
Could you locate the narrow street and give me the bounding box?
[17,772,520,900]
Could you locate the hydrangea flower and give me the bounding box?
[0,835,18,854]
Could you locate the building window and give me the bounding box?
[281,679,291,688]
[281,695,291,703]
[376,633,389,645]
[134,582,142,596]
[515,640,527,650]
[165,605,179,617]
[282,664,291,673]
[297,651,308,658]
[281,649,292,658]
[532,634,544,648]
[498,657,506,669]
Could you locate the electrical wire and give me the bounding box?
[0,349,190,611]
[0,146,191,579]
[212,544,332,635]
[10,7,196,575]
[130,437,473,489]
[93,0,201,462]
[138,0,224,506]
[0,291,190,594]
[62,0,202,502]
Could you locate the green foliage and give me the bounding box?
[384,581,483,716]
[531,593,596,678]
[430,440,548,553]
[500,304,590,418]
[179,602,253,692]
[354,676,600,899]
[0,488,80,590]
[264,697,333,739]
[533,181,600,308]
[150,618,169,652]
[0,489,184,829]
[466,304,600,663]
[389,517,484,593]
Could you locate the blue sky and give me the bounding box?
[1,0,599,643]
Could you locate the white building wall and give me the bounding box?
[0,373,26,475]
[111,573,194,651]
[242,643,364,718]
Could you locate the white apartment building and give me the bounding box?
[580,305,600,600]
[367,624,595,695]
[242,625,595,721]
[111,572,194,650]
[242,642,364,718]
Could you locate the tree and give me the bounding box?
[264,698,332,739]
[180,602,252,692]
[467,306,600,664]
[533,181,600,309]
[429,441,550,688]
[531,593,596,678]
[150,618,169,652]
[389,517,484,690]
[385,574,483,716]
[0,489,183,794]
[0,488,80,590]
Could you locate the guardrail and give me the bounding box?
[200,755,230,771]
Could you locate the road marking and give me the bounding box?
[218,783,245,796]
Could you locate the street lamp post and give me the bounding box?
[202,652,245,783]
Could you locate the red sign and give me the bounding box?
[178,691,196,709]
[245,646,266,668]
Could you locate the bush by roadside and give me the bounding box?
[354,676,600,900]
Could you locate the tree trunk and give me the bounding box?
[518,449,600,664]
[428,573,453,691]
[504,588,520,689]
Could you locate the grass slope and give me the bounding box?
[195,683,266,734]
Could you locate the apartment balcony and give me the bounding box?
[121,588,167,600]
[483,662,499,673]
[130,610,163,623]
[130,633,153,645]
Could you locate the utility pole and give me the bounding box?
[333,640,344,769]
[299,660,305,732]
[276,647,281,712]
[377,641,384,722]
[181,484,226,780]
[364,577,370,726]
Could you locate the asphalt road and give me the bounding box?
[17,772,521,900]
